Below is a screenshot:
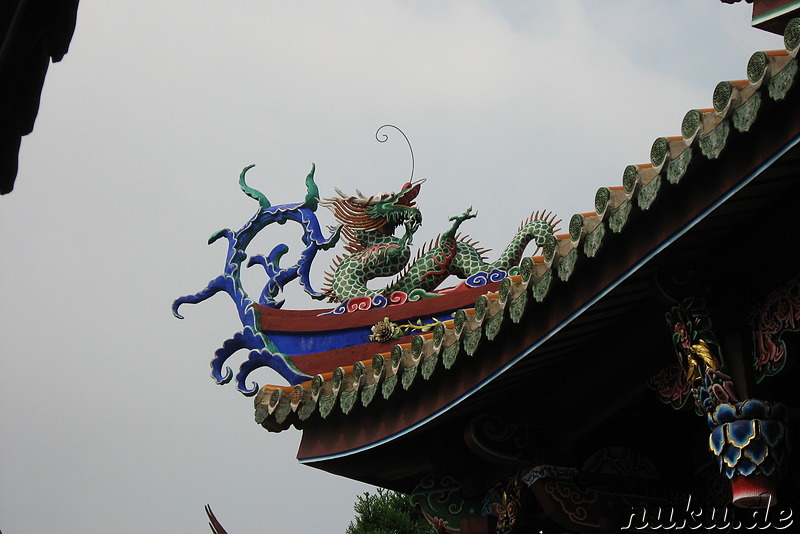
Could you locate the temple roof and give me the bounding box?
[253,19,800,483]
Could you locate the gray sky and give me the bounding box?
[0,1,783,533]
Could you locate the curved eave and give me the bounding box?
[297,129,800,465]
[251,19,800,471]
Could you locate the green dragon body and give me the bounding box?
[321,181,557,302]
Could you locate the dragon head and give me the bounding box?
[322,179,424,242]
[366,180,424,236]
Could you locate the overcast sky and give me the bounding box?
[0,1,784,533]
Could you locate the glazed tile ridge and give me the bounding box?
[253,18,800,433]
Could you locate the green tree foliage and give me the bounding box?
[346,488,434,534]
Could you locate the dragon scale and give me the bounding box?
[322,182,557,302]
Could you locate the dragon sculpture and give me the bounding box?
[173,162,558,391]
[320,180,558,302]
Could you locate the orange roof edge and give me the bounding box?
[259,384,298,396]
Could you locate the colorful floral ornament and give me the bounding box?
[369,317,399,343]
[665,298,788,507]
[706,396,787,506]
[699,373,788,507]
[750,273,800,382]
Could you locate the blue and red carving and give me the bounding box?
[172,164,341,393]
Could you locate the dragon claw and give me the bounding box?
[449,207,477,224]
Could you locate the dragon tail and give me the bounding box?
[490,211,559,271]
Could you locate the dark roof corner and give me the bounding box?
[723,0,800,35]
[0,0,79,195]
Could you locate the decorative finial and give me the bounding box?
[375,124,414,182]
